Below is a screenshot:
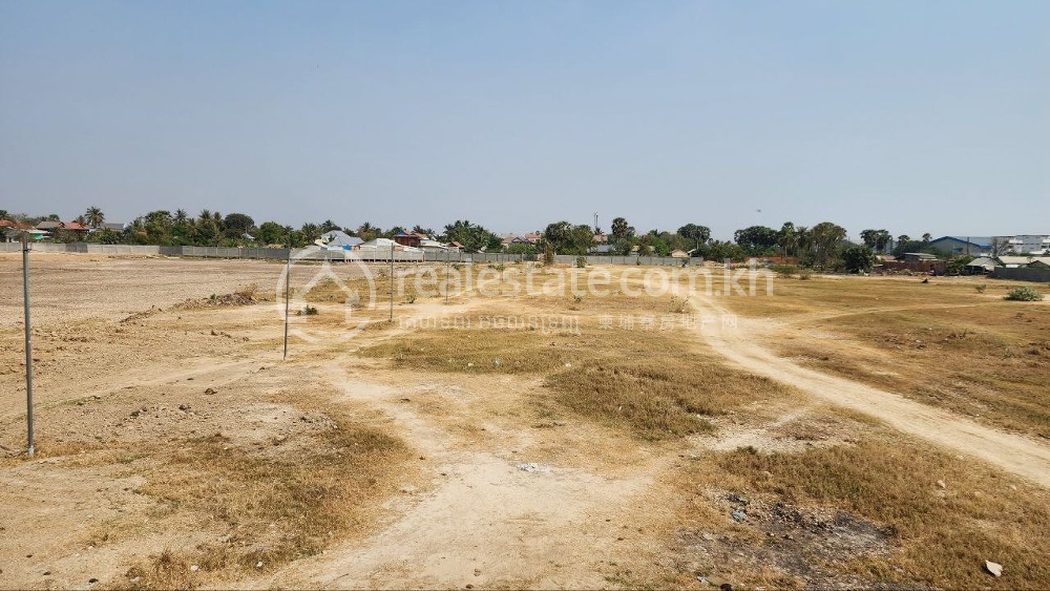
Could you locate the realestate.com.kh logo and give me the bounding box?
[275,249,377,344]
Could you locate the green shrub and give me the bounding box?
[298,305,319,316]
[1004,286,1043,301]
[769,263,798,279]
[575,256,587,269]
[974,284,987,294]
[798,268,812,280]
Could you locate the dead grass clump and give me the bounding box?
[116,409,407,589]
[545,357,791,441]
[690,437,1050,588]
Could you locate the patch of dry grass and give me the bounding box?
[546,357,789,441]
[671,427,1050,589]
[108,397,409,590]
[717,275,1050,437]
[361,294,797,440]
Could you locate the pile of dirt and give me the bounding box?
[119,286,263,322]
[172,288,262,310]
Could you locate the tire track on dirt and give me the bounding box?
[692,294,1050,488]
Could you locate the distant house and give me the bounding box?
[35,220,89,238]
[100,222,127,232]
[926,236,992,257]
[590,244,616,255]
[511,232,541,245]
[315,230,363,251]
[357,237,421,253]
[670,249,690,258]
[1,220,47,242]
[393,230,424,249]
[419,237,450,252]
[999,255,1050,268]
[963,256,1001,275]
[903,252,938,263]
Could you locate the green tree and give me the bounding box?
[778,222,797,257]
[223,213,255,239]
[442,220,498,253]
[356,222,380,242]
[733,225,779,254]
[677,223,711,253]
[84,206,105,228]
[256,221,287,245]
[841,246,877,273]
[610,217,631,244]
[860,229,879,249]
[810,222,848,269]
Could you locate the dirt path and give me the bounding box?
[245,365,664,590]
[692,294,1050,488]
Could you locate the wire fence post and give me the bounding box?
[21,233,34,457]
[389,242,394,321]
[283,252,291,360]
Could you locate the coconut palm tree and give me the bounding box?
[84,206,105,228]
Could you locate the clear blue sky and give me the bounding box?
[2,1,1047,240]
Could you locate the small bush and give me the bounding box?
[669,295,690,314]
[1004,286,1043,301]
[798,269,812,280]
[487,262,505,272]
[974,284,987,294]
[298,305,319,316]
[405,293,416,304]
[572,292,585,304]
[769,263,798,279]
[575,256,587,269]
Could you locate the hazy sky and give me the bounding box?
[2,1,1047,240]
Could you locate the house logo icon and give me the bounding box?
[275,248,377,344]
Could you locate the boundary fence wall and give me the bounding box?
[991,267,1050,283]
[1,242,701,267]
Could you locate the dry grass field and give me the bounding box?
[1,253,1049,590]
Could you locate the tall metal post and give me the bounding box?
[283,252,291,360]
[445,257,450,305]
[21,233,34,457]
[389,242,395,321]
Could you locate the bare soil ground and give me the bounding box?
[2,254,1049,590]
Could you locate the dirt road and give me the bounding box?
[692,293,1050,488]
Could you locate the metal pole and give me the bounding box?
[283,252,291,360]
[21,233,34,457]
[389,242,394,321]
[445,257,450,305]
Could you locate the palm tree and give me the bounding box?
[795,226,811,258]
[860,229,879,249]
[84,206,105,228]
[198,209,212,223]
[174,209,188,225]
[811,222,847,270]
[779,222,797,257]
[875,230,892,254]
[356,222,378,241]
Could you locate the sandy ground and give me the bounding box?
[1,254,1048,589]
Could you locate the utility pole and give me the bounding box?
[21,233,34,456]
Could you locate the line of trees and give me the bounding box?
[2,206,958,271]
